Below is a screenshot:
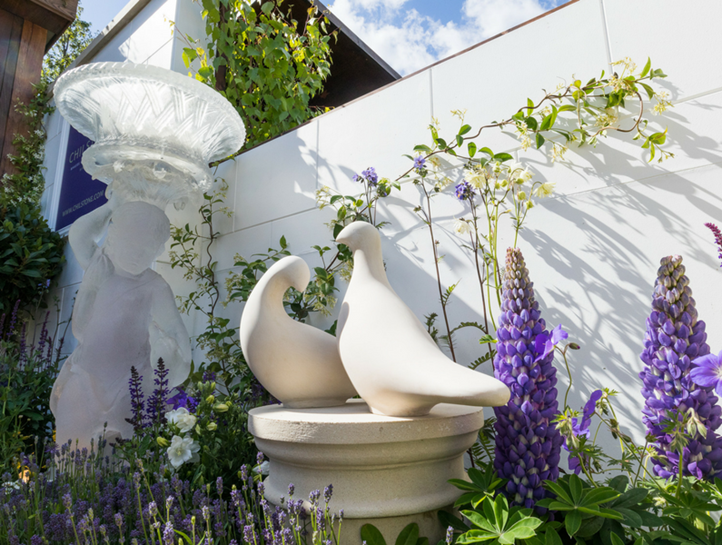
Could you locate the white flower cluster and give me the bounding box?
[165,408,200,468]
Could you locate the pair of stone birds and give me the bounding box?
[239,221,510,417]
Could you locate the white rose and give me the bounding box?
[166,435,200,469]
[165,407,197,433]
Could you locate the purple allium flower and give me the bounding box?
[361,167,379,186]
[691,351,722,396]
[493,248,563,510]
[639,255,722,480]
[413,156,426,171]
[705,222,722,267]
[534,324,568,362]
[454,180,474,201]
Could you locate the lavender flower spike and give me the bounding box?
[493,248,563,510]
[639,255,722,480]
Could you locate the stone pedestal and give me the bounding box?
[248,400,484,544]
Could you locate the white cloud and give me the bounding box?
[327,0,564,76]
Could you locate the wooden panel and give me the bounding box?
[0,18,44,175]
[0,7,23,158]
[0,0,76,35]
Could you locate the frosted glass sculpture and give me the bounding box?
[50,62,246,451]
[54,62,246,208]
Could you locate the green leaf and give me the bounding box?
[468,142,477,157]
[459,124,472,136]
[360,524,387,545]
[535,133,545,149]
[395,523,419,545]
[565,510,582,536]
[544,526,562,545]
[493,152,513,162]
[414,144,433,153]
[449,479,481,492]
[610,531,625,545]
[568,474,584,504]
[582,487,620,506]
[640,57,652,78]
[260,1,274,15]
[527,98,534,115]
[480,147,494,157]
[607,475,629,493]
[615,507,643,528]
[525,116,538,131]
[639,82,655,99]
[456,135,464,147]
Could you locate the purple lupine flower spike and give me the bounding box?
[493,248,563,510]
[705,223,722,267]
[639,255,722,480]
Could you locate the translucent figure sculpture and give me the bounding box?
[50,195,191,447]
[50,63,246,450]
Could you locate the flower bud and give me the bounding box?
[156,437,169,448]
[205,395,215,404]
[568,343,581,350]
[214,402,229,413]
[207,422,218,431]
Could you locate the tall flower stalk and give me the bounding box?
[492,248,562,509]
[639,255,722,480]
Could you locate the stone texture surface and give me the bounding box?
[249,400,484,543]
[239,256,357,408]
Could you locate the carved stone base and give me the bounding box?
[248,399,484,544]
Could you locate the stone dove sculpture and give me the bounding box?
[240,256,357,408]
[336,221,510,417]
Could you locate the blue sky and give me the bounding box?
[79,0,569,75]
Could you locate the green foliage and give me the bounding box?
[0,307,68,473]
[41,3,95,84]
[457,495,543,545]
[180,0,334,150]
[0,203,65,314]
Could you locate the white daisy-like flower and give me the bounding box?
[165,407,197,433]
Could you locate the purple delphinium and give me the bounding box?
[639,255,722,480]
[454,180,474,201]
[705,222,722,267]
[493,248,563,510]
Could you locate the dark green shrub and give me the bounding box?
[0,203,65,314]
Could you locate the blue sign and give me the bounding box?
[55,126,108,231]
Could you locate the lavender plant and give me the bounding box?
[0,443,342,545]
[639,255,722,481]
[492,248,563,510]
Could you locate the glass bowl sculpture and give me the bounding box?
[54,62,245,204]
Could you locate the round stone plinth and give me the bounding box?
[248,400,484,544]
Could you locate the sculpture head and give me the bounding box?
[335,221,380,252]
[105,201,170,275]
